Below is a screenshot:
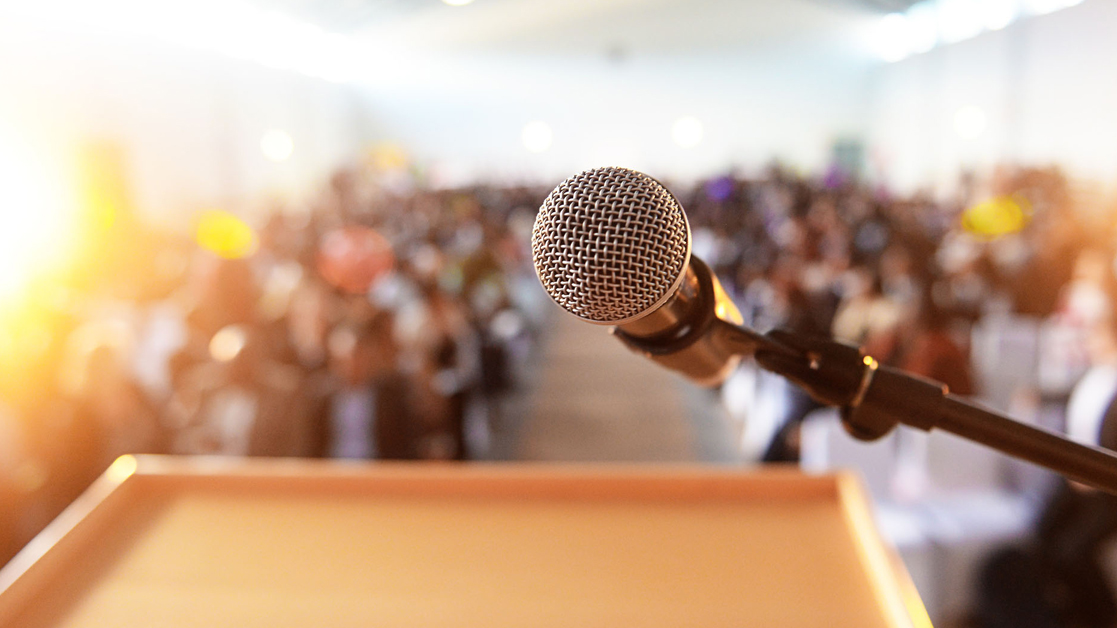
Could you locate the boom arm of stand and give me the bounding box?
[739,327,1117,495]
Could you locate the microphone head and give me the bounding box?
[531,167,691,325]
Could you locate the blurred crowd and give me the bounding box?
[0,168,551,564]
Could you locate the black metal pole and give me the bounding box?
[936,394,1117,494]
[738,325,1117,496]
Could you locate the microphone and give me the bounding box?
[531,166,747,386]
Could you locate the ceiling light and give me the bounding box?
[954,106,988,140]
[906,2,939,54]
[1023,0,1067,15]
[672,116,704,148]
[261,129,294,162]
[978,0,1021,30]
[872,13,914,63]
[938,0,983,43]
[521,121,553,153]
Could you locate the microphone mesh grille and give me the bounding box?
[531,167,690,323]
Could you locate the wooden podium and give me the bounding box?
[0,456,930,627]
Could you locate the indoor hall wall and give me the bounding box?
[0,24,369,226]
[356,49,872,187]
[867,0,1117,197]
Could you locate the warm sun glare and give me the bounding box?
[0,129,76,303]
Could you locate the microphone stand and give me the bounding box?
[715,321,1117,496]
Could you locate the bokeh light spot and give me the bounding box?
[962,195,1030,238]
[672,116,704,148]
[196,210,259,259]
[521,121,553,153]
[317,226,395,294]
[954,105,988,140]
[260,129,294,162]
[368,143,409,171]
[209,325,248,363]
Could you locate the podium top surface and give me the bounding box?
[0,457,929,628]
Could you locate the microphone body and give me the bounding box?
[611,255,743,386]
[530,166,743,386]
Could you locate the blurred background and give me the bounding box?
[2,0,1117,625]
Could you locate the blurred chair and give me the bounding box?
[800,407,897,502]
[970,314,1040,411]
[798,406,1041,625]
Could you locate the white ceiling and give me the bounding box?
[246,0,418,33]
[251,0,882,59]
